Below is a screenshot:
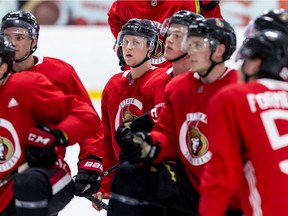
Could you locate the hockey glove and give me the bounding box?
[118,132,160,164]
[74,156,103,197]
[26,124,68,167]
[115,124,132,144]
[115,125,132,163]
[129,112,153,133]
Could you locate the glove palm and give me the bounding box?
[118,132,160,164]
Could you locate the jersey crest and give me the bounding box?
[179,112,212,166]
[115,98,143,130]
[0,118,22,172]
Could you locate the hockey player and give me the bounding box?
[0,10,104,199]
[112,10,204,216]
[244,8,288,40]
[199,30,288,216]
[108,0,223,69]
[0,35,101,216]
[111,18,241,216]
[97,18,167,213]
[121,10,204,134]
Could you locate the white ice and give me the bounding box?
[60,100,107,216]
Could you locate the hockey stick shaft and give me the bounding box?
[85,195,108,210]
[81,164,119,210]
[102,163,119,177]
[0,162,29,188]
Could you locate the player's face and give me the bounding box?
[239,58,262,81]
[2,27,37,61]
[186,36,212,74]
[164,24,187,60]
[121,35,149,66]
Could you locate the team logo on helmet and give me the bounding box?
[215,18,224,28]
[0,137,14,162]
[280,12,288,22]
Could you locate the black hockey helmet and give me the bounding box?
[116,18,159,56]
[244,8,288,38]
[187,18,237,60]
[160,10,204,36]
[237,30,288,81]
[1,10,40,39]
[0,35,15,69]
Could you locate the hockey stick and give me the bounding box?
[102,163,119,177]
[85,195,108,210]
[81,164,120,211]
[0,162,29,188]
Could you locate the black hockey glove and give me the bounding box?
[118,132,161,164]
[115,125,132,163]
[129,112,153,133]
[26,124,68,167]
[74,156,103,197]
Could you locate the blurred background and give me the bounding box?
[0,0,287,27]
[0,1,286,215]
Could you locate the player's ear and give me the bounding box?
[32,38,38,49]
[213,43,226,61]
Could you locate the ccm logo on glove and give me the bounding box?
[28,127,55,146]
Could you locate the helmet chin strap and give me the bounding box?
[168,53,188,62]
[15,41,37,63]
[130,50,151,68]
[199,52,224,78]
[130,56,150,68]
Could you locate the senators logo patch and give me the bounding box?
[115,98,143,130]
[188,126,208,157]
[179,112,212,166]
[0,137,14,162]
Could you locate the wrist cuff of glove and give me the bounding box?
[143,142,161,163]
[78,156,103,174]
[55,129,69,146]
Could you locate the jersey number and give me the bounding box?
[261,110,288,174]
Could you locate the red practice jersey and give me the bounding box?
[0,72,99,212]
[141,67,173,112]
[100,66,167,193]
[199,79,288,216]
[150,68,238,190]
[29,56,103,160]
[108,0,223,68]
